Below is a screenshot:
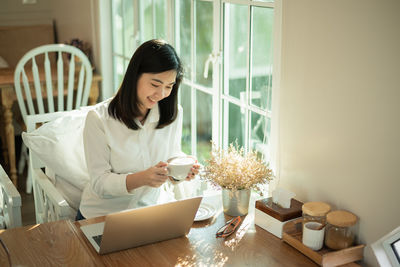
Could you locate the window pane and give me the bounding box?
[250,111,270,160]
[223,3,248,99]
[251,6,273,110]
[112,0,123,56]
[178,0,192,80]
[180,84,192,155]
[113,56,125,92]
[196,90,212,164]
[392,239,400,264]
[253,0,274,3]
[194,0,213,87]
[142,0,153,41]
[123,0,135,58]
[155,0,167,39]
[223,101,245,148]
[393,239,400,261]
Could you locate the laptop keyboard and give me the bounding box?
[92,234,103,246]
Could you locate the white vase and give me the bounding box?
[222,188,251,216]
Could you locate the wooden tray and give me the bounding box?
[282,218,365,267]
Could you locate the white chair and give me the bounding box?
[0,164,22,229]
[26,112,76,223]
[14,44,93,193]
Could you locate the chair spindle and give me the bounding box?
[57,51,64,111]
[32,57,45,114]
[44,52,54,113]
[66,54,75,111]
[21,68,35,116]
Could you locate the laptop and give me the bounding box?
[80,196,202,254]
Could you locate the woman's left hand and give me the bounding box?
[185,156,200,181]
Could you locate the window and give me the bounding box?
[383,230,400,266]
[111,0,134,90]
[175,0,215,163]
[111,0,172,92]
[176,0,280,166]
[372,226,400,267]
[110,0,281,169]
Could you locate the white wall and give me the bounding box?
[278,1,400,266]
[0,0,52,25]
[50,0,100,70]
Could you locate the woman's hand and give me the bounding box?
[126,161,169,190]
[143,161,169,187]
[185,156,200,181]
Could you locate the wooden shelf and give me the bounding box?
[282,218,365,267]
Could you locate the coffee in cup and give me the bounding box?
[167,157,195,181]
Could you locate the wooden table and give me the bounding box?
[0,195,362,266]
[0,67,101,186]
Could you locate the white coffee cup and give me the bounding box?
[167,156,195,181]
[302,222,325,251]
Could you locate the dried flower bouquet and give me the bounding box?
[201,143,273,192]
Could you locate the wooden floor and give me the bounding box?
[1,135,36,226]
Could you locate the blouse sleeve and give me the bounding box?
[83,110,131,198]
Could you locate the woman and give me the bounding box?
[77,39,199,220]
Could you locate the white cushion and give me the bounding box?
[22,107,94,209]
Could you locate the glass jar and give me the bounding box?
[302,202,331,226]
[324,210,357,250]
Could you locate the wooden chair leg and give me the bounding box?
[26,160,32,194]
[18,144,28,174]
[2,89,17,186]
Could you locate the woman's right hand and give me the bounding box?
[126,161,169,191]
[142,161,169,187]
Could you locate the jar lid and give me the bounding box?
[302,202,331,216]
[327,210,357,227]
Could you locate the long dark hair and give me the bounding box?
[108,39,183,130]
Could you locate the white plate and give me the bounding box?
[194,203,216,221]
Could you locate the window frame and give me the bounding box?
[372,226,400,267]
[175,0,281,171]
[382,230,400,266]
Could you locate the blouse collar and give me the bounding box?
[134,104,160,128]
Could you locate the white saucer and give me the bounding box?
[194,203,216,221]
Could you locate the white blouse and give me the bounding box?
[79,99,185,218]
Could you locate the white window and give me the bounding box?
[109,0,281,170]
[384,235,400,266]
[176,0,281,167]
[372,226,400,267]
[110,0,173,92]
